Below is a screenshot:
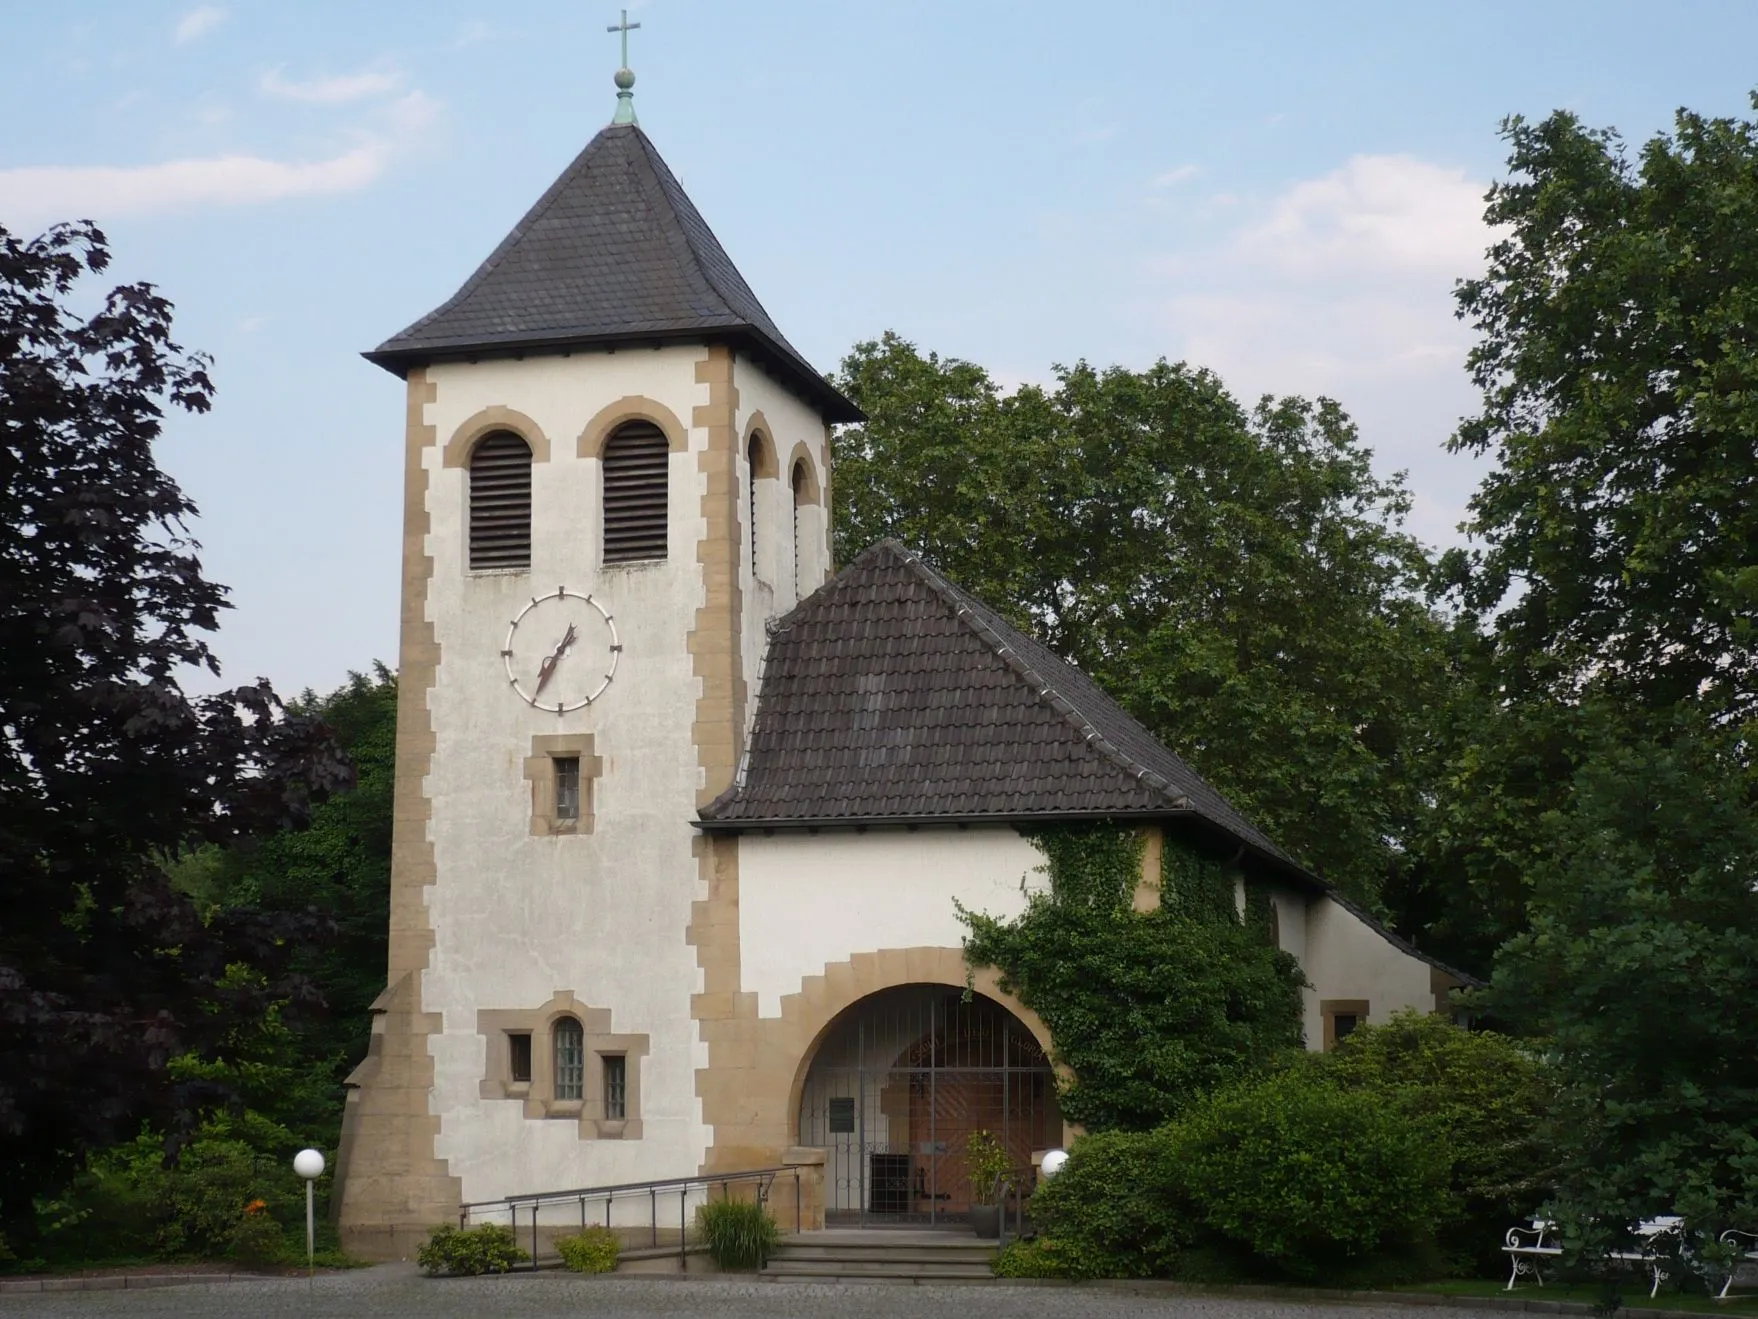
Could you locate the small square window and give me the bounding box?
[603,1054,627,1121]
[554,757,580,820]
[508,1032,532,1084]
[1333,1013,1360,1042]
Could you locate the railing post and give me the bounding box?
[605,1193,612,1229]
[679,1186,687,1269]
[531,1201,539,1271]
[650,1187,657,1248]
[795,1168,801,1234]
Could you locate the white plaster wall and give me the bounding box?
[418,346,717,1204]
[1269,882,1309,964]
[736,829,1048,1017]
[1298,894,1437,1048]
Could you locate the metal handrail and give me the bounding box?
[460,1166,800,1271]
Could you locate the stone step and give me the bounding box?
[761,1259,997,1281]
[769,1244,998,1264]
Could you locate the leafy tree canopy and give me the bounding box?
[1446,98,1758,724]
[1482,711,1758,1234]
[0,222,346,1249]
[834,335,1453,906]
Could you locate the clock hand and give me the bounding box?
[532,624,579,698]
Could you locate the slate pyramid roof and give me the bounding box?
[364,124,860,423]
[700,540,1306,882]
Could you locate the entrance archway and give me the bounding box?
[795,983,1059,1226]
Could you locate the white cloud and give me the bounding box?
[175,6,226,44]
[1237,154,1489,277]
[1153,165,1199,188]
[1145,153,1499,549]
[0,147,388,230]
[260,65,403,105]
[0,84,439,233]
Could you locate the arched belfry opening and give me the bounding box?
[796,984,1058,1226]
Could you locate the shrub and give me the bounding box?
[1171,1066,1451,1280]
[1321,1011,1555,1271]
[231,1206,286,1268]
[1021,1127,1196,1278]
[556,1226,619,1274]
[416,1223,528,1276]
[696,1199,779,1271]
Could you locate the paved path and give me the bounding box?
[0,1264,1515,1319]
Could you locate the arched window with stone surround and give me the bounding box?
[602,420,669,563]
[791,459,809,598]
[468,431,532,570]
[553,1017,584,1101]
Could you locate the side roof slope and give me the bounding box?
[364,123,860,423]
[701,540,1297,875]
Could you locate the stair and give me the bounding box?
[761,1230,998,1283]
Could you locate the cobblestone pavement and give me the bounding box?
[0,1267,1518,1319]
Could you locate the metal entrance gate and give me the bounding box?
[796,984,1058,1226]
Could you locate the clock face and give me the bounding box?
[503,588,621,712]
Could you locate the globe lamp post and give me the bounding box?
[1040,1148,1068,1178]
[293,1149,325,1279]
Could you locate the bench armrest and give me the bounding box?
[1721,1229,1758,1254]
[1506,1223,1555,1251]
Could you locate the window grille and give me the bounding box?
[554,1018,584,1100]
[603,1054,627,1121]
[508,1033,532,1084]
[602,421,668,563]
[468,431,532,570]
[554,757,580,820]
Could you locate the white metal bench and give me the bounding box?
[1504,1216,1682,1297]
[1718,1230,1758,1300]
[1504,1219,1562,1289]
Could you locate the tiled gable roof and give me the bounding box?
[364,124,860,423]
[700,540,1299,875]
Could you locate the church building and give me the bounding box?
[332,60,1465,1259]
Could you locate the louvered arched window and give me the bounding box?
[747,433,763,575]
[468,431,532,571]
[791,459,808,597]
[602,421,668,563]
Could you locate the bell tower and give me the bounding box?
[332,54,861,1258]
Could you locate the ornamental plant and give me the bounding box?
[416,1223,528,1277]
[555,1225,619,1274]
[696,1199,779,1271]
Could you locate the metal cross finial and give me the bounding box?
[608,9,640,69]
[607,8,641,125]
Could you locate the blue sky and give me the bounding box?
[5,1,1756,696]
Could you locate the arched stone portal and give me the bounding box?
[796,984,1059,1226]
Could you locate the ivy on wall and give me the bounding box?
[960,823,1305,1132]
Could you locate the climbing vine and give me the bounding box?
[960,823,1305,1132]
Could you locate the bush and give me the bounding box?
[231,1206,286,1268]
[416,1224,528,1276]
[1024,1128,1195,1278]
[696,1199,779,1271]
[1321,1011,1555,1271]
[1172,1066,1451,1280]
[556,1226,619,1274]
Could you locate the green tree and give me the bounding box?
[0,221,346,1252]
[171,666,396,1144]
[960,825,1305,1131]
[835,335,1452,907]
[1483,713,1758,1234]
[1446,98,1758,723]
